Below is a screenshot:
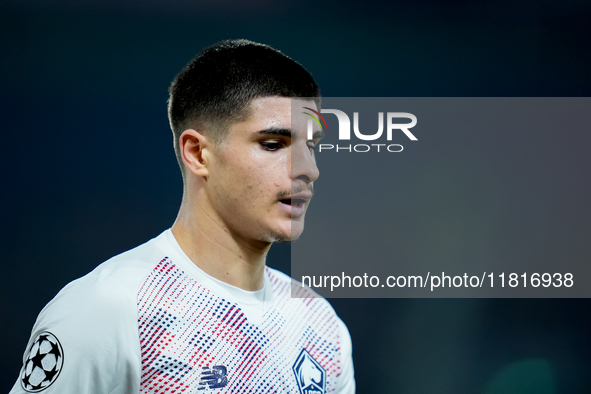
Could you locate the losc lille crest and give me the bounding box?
[292,349,326,394]
[20,332,64,392]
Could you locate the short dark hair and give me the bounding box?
[168,39,321,171]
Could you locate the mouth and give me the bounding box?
[278,193,312,218]
[279,198,307,208]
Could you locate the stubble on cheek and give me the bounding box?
[213,139,295,242]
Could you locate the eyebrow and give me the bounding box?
[258,128,293,138]
[258,128,325,140]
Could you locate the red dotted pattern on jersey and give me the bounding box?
[138,258,343,393]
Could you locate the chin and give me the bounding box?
[264,221,304,244]
[290,219,305,240]
[261,230,292,244]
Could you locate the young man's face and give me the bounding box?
[206,96,322,244]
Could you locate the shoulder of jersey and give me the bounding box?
[49,236,165,304]
[91,237,164,284]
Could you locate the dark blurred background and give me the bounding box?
[1,0,590,392]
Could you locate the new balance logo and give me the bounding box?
[197,366,228,390]
[293,349,326,394]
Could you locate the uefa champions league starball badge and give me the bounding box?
[20,332,64,392]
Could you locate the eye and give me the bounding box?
[260,141,285,151]
[307,141,319,151]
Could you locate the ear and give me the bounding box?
[179,129,211,177]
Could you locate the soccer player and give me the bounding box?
[11,40,355,393]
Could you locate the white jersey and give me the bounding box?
[11,230,355,394]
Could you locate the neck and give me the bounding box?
[171,191,271,291]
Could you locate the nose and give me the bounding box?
[290,141,319,183]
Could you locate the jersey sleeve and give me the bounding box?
[336,317,356,393]
[9,271,141,394]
